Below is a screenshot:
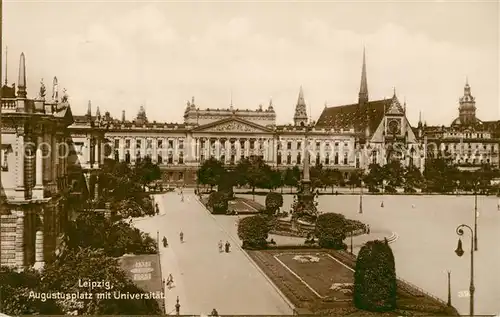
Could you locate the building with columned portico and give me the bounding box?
[68,50,423,187]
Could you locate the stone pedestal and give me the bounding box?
[15,214,24,268]
[34,230,44,270]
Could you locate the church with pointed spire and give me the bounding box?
[316,49,421,171]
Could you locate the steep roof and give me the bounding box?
[315,99,391,133]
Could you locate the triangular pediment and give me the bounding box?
[192,117,273,133]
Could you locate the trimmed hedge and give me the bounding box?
[237,215,270,249]
[265,192,284,215]
[314,213,348,249]
[354,239,397,312]
[207,191,229,214]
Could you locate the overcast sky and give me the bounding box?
[3,0,499,126]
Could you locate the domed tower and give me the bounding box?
[458,78,477,125]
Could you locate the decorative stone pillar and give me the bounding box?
[16,135,25,190]
[94,176,99,201]
[51,135,58,189]
[33,148,44,199]
[42,132,51,185]
[15,213,24,268]
[33,230,44,270]
[94,139,99,167]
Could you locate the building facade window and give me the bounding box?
[334,153,339,165]
[179,152,184,164]
[158,154,163,164]
[125,139,130,149]
[147,139,152,148]
[114,139,120,149]
[277,153,282,165]
[114,150,119,161]
[287,142,292,150]
[136,139,142,149]
[158,139,163,148]
[287,153,292,165]
[125,151,131,163]
[297,153,301,165]
[168,154,173,164]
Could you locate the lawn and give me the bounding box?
[248,249,459,316]
[275,252,353,300]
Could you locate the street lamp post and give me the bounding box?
[359,181,363,214]
[454,224,475,316]
[473,185,478,251]
[350,230,353,255]
[447,270,452,307]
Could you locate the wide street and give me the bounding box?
[132,191,293,316]
[247,193,500,315]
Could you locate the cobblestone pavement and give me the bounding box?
[132,191,293,315]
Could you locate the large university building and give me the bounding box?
[68,51,423,186]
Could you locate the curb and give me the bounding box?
[194,197,296,313]
[386,232,399,244]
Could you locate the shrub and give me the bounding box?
[384,185,397,193]
[354,239,397,312]
[237,215,270,249]
[265,192,283,215]
[368,186,380,193]
[314,213,348,249]
[404,186,417,193]
[208,191,229,214]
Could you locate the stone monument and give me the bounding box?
[292,124,318,222]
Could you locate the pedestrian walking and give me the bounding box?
[218,240,223,253]
[367,224,371,234]
[167,273,174,289]
[224,241,231,253]
[380,201,384,208]
[180,231,184,243]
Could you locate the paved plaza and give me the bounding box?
[132,191,293,315]
[247,193,500,315]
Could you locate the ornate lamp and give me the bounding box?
[455,238,464,257]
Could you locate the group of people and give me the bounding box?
[162,231,184,247]
[218,240,231,253]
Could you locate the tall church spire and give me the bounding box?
[358,47,368,105]
[294,86,308,126]
[17,53,27,98]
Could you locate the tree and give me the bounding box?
[207,191,229,214]
[314,213,348,249]
[265,192,283,215]
[237,215,270,249]
[197,158,225,190]
[235,156,272,198]
[40,248,162,315]
[133,156,161,189]
[0,266,63,315]
[283,167,300,192]
[383,160,405,187]
[403,164,424,190]
[354,239,397,312]
[66,212,157,257]
[310,164,324,190]
[218,170,235,200]
[423,158,459,193]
